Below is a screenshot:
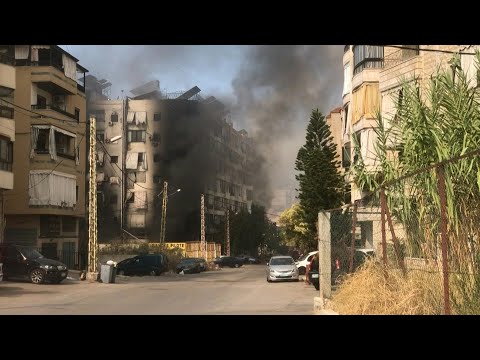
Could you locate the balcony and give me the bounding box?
[31,66,77,95]
[0,53,15,66]
[380,47,422,92]
[31,104,77,121]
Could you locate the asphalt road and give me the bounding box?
[0,264,318,315]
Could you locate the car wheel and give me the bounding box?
[30,269,45,284]
[267,277,271,283]
[234,263,240,268]
[314,283,320,290]
[118,270,125,276]
[298,266,306,275]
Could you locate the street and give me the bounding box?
[0,265,317,315]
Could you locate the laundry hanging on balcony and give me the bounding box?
[125,151,139,169]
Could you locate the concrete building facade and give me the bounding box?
[89,81,255,245]
[2,45,88,269]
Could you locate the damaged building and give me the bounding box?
[88,79,255,244]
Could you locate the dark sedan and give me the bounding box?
[213,256,244,268]
[176,258,202,274]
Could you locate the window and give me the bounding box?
[110,156,118,164]
[153,175,161,183]
[0,136,13,172]
[353,45,384,75]
[75,108,80,123]
[36,129,50,153]
[135,171,146,183]
[37,95,47,109]
[138,153,144,163]
[0,105,14,119]
[95,110,105,122]
[110,194,118,205]
[154,112,161,121]
[111,112,118,123]
[55,132,74,159]
[152,133,161,143]
[154,153,161,162]
[97,131,105,142]
[40,216,61,236]
[62,216,76,233]
[128,130,146,143]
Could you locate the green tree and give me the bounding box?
[295,108,345,247]
[278,202,309,249]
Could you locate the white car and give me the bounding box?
[266,256,299,282]
[295,251,318,275]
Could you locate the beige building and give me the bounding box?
[90,81,254,245]
[342,45,477,250]
[2,45,88,269]
[0,46,16,243]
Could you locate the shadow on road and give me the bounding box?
[0,286,54,297]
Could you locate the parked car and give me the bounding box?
[266,255,299,282]
[213,256,244,268]
[116,253,168,276]
[352,248,376,271]
[237,255,260,264]
[191,258,208,271]
[0,244,68,284]
[176,258,203,274]
[295,251,318,275]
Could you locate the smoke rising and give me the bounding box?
[231,45,343,207]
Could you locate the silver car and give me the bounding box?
[266,256,299,282]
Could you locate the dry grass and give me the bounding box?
[331,260,445,315]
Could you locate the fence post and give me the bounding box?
[436,164,451,315]
[349,202,358,273]
[383,195,407,276]
[318,211,331,299]
[380,188,388,268]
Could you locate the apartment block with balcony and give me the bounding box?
[0,45,16,243]
[342,45,384,250]
[90,81,256,244]
[3,45,88,268]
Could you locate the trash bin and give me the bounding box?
[100,264,116,284]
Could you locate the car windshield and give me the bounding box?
[181,259,197,264]
[17,247,44,259]
[270,257,294,266]
[297,254,308,262]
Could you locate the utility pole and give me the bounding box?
[201,194,206,260]
[225,208,230,256]
[87,116,98,281]
[160,181,168,244]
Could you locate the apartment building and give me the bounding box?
[342,45,477,250]
[90,80,254,244]
[0,46,16,243]
[2,45,88,268]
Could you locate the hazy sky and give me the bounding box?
[62,45,344,192]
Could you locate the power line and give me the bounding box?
[384,45,476,56]
[0,97,89,125]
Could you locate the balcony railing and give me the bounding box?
[31,104,77,120]
[0,105,14,119]
[77,83,85,93]
[0,53,15,66]
[0,160,12,172]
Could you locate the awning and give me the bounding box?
[97,151,104,165]
[96,172,105,183]
[126,151,139,169]
[136,112,147,124]
[127,111,135,124]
